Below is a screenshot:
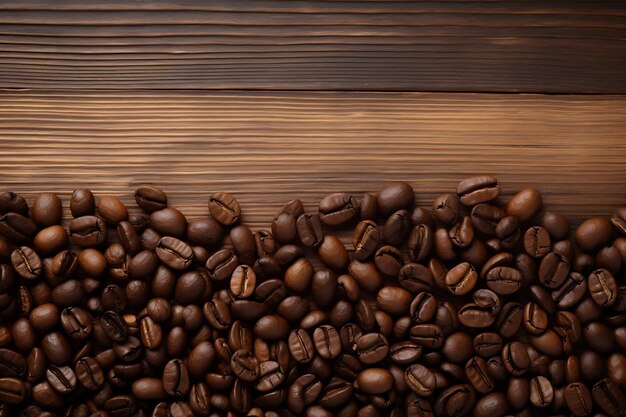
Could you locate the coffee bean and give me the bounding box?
[156,236,193,270]
[230,224,257,266]
[316,235,348,273]
[75,357,104,390]
[33,225,68,257]
[0,377,27,404]
[313,325,341,360]
[296,213,323,247]
[383,209,411,246]
[523,226,551,258]
[409,292,437,324]
[357,368,393,394]
[458,303,495,329]
[538,251,570,288]
[319,193,358,226]
[256,360,285,392]
[445,262,477,296]
[376,182,414,215]
[588,268,617,307]
[375,286,412,316]
[410,324,444,349]
[162,358,190,397]
[11,246,42,280]
[32,192,62,228]
[70,190,95,218]
[348,259,383,293]
[0,212,37,244]
[576,216,613,252]
[0,348,26,378]
[593,378,626,417]
[254,315,289,340]
[471,204,504,235]
[355,333,389,364]
[432,194,461,225]
[502,342,530,376]
[552,272,587,309]
[449,216,474,248]
[485,266,522,295]
[398,262,433,293]
[473,332,502,358]
[408,224,433,262]
[405,364,436,397]
[374,245,403,276]
[529,376,553,408]
[69,215,107,247]
[206,192,241,226]
[465,356,495,394]
[46,365,77,394]
[0,192,28,216]
[353,220,381,261]
[360,193,378,221]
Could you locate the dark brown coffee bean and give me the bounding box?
[75,357,104,390]
[149,207,187,240]
[563,382,593,417]
[30,193,61,228]
[408,223,433,263]
[46,365,76,394]
[458,303,495,329]
[552,272,587,309]
[163,358,190,397]
[156,236,193,270]
[471,204,504,235]
[502,342,530,376]
[348,259,382,293]
[254,315,289,340]
[0,377,27,404]
[495,215,520,250]
[445,262,477,296]
[0,192,28,216]
[319,193,358,226]
[0,212,36,244]
[186,218,224,250]
[255,360,285,393]
[134,185,167,213]
[405,364,436,397]
[465,356,495,394]
[374,245,403,276]
[359,193,378,221]
[397,262,432,294]
[505,188,542,222]
[473,333,502,358]
[317,234,348,272]
[593,378,626,417]
[410,324,443,349]
[375,286,412,316]
[449,216,474,248]
[104,395,137,417]
[538,251,570,288]
[355,333,388,365]
[576,217,612,252]
[523,301,548,335]
[432,194,461,225]
[60,307,92,341]
[485,266,522,295]
[95,196,127,226]
[296,213,323,247]
[357,368,393,394]
[376,182,414,215]
[0,348,26,378]
[409,292,437,324]
[229,265,255,299]
[588,268,617,307]
[353,220,381,261]
[523,226,551,258]
[230,349,259,382]
[230,225,256,266]
[287,373,322,414]
[33,225,68,257]
[313,325,341,360]
[288,329,314,363]
[69,215,107,247]
[383,209,411,247]
[529,376,553,408]
[457,176,499,206]
[11,246,41,280]
[208,192,241,226]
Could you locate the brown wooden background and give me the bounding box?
[1,1,625,234]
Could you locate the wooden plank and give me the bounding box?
[0,1,625,92]
[0,90,624,248]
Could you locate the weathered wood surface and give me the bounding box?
[1,90,624,244]
[1,1,625,92]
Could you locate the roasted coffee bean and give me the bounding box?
[523,302,548,335]
[374,245,403,276]
[163,358,190,397]
[319,193,358,226]
[134,185,167,213]
[409,292,437,324]
[208,192,241,226]
[588,268,617,307]
[449,216,474,248]
[348,259,382,293]
[0,192,28,216]
[457,176,500,206]
[353,220,381,261]
[445,262,477,296]
[410,324,444,349]
[471,204,504,235]
[254,315,289,340]
[0,212,37,244]
[485,266,522,295]
[502,342,530,376]
[538,251,570,288]
[357,368,393,394]
[0,348,26,378]
[432,194,461,225]
[60,307,92,341]
[75,356,104,390]
[11,246,42,280]
[359,193,378,221]
[355,333,388,364]
[523,226,551,258]
[230,225,257,266]
[495,215,520,249]
[529,376,553,408]
[576,217,612,252]
[473,333,502,358]
[376,286,412,316]
[552,272,587,309]
[458,303,495,329]
[46,365,76,394]
[156,236,193,270]
[405,364,436,397]
[408,224,433,263]
[0,377,27,404]
[313,325,341,360]
[563,382,593,416]
[296,213,323,247]
[69,215,107,247]
[376,182,414,215]
[465,356,494,394]
[33,225,68,257]
[383,209,411,246]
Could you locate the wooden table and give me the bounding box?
[1,1,625,234]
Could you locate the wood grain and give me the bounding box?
[1,90,625,246]
[1,1,625,92]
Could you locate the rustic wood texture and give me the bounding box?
[1,90,625,245]
[1,0,626,92]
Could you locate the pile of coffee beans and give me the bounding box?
[0,177,624,417]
